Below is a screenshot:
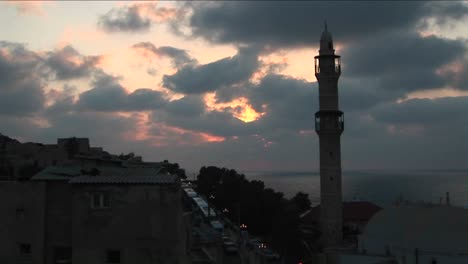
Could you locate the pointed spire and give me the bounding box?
[320,20,334,55]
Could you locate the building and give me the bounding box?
[314,22,344,248]
[301,201,382,245]
[0,164,191,264]
[358,206,468,264]
[0,135,115,180]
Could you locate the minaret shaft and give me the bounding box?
[315,25,343,249]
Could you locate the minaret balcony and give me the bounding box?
[315,110,344,134]
[314,55,341,76]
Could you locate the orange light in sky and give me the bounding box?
[256,47,320,82]
[120,112,225,145]
[204,93,264,123]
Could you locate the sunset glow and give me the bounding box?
[1,1,468,171]
[204,93,264,123]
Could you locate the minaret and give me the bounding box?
[314,22,343,249]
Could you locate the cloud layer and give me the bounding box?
[2,2,468,172]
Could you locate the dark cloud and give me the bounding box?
[45,45,100,80]
[77,73,167,112]
[37,111,142,150]
[132,42,196,68]
[371,96,468,125]
[0,41,43,89]
[339,78,400,112]
[0,41,45,115]
[164,95,205,117]
[153,74,317,139]
[183,2,467,48]
[342,31,467,91]
[44,85,77,116]
[152,99,253,138]
[339,99,468,171]
[163,47,259,94]
[247,74,316,131]
[0,83,44,115]
[98,4,151,33]
[98,3,179,33]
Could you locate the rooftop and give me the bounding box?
[31,165,177,185]
[362,206,468,253]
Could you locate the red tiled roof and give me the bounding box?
[301,201,382,224]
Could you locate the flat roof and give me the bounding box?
[32,166,178,185]
[69,174,177,185]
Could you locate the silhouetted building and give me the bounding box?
[0,165,191,264]
[359,206,468,264]
[314,22,344,248]
[302,201,381,230]
[0,135,116,180]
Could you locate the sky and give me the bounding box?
[1,1,468,173]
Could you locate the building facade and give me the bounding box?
[0,165,191,264]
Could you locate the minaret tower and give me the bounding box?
[314,22,344,248]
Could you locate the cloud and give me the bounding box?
[152,95,254,138]
[162,47,259,94]
[0,41,45,115]
[38,111,143,149]
[247,74,316,131]
[132,42,196,68]
[182,2,468,48]
[76,72,167,112]
[3,1,46,16]
[371,96,468,125]
[98,3,178,33]
[342,31,467,92]
[45,45,101,80]
[153,74,317,139]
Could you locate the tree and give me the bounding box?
[292,192,311,213]
[161,161,187,179]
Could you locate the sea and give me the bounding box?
[241,170,468,208]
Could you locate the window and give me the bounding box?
[314,57,320,74]
[90,192,110,209]
[19,243,31,255]
[106,250,121,263]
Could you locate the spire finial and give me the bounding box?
[324,19,328,31]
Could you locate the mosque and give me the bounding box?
[314,24,468,264]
